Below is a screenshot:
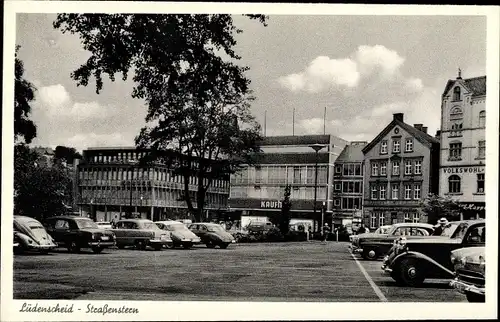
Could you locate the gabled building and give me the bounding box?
[438,73,486,219]
[362,113,440,229]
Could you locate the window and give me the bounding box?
[334,183,341,191]
[404,184,412,199]
[477,174,485,193]
[306,167,315,184]
[371,163,378,176]
[478,140,486,159]
[380,141,388,154]
[479,110,486,127]
[55,220,69,229]
[334,199,340,206]
[450,123,463,137]
[404,213,411,223]
[448,175,461,193]
[412,213,421,223]
[380,162,387,176]
[391,184,399,200]
[392,161,400,175]
[449,142,462,160]
[453,86,461,101]
[335,165,342,174]
[414,160,422,175]
[413,184,421,199]
[370,213,377,229]
[393,140,400,153]
[404,160,412,175]
[405,138,413,152]
[380,185,386,200]
[371,185,378,199]
[450,106,463,120]
[378,213,385,227]
[293,167,301,184]
[354,164,362,176]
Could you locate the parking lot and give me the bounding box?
[13,241,466,302]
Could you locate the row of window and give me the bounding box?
[371,159,422,177]
[229,186,327,200]
[231,166,328,185]
[448,140,486,161]
[449,105,485,128]
[334,163,363,176]
[333,197,362,210]
[370,183,421,200]
[379,138,414,155]
[369,213,420,229]
[448,174,485,194]
[333,181,363,194]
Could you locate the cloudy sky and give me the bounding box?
[15,13,486,152]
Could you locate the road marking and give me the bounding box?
[350,253,388,302]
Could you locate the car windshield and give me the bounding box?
[76,219,99,229]
[97,222,110,225]
[451,222,473,240]
[166,224,186,231]
[439,222,460,237]
[375,226,389,234]
[207,225,224,232]
[142,222,157,230]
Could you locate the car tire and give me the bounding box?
[67,242,80,253]
[182,243,192,249]
[117,244,125,249]
[466,292,485,303]
[135,240,148,251]
[152,244,163,251]
[14,245,25,255]
[206,242,216,248]
[165,243,175,249]
[362,248,378,260]
[91,246,103,254]
[398,258,425,287]
[219,243,229,249]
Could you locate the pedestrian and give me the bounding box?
[322,223,331,242]
[357,223,367,235]
[432,217,450,236]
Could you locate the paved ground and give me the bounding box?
[13,241,466,302]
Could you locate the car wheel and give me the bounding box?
[206,241,216,248]
[152,244,163,251]
[362,248,378,260]
[91,246,103,254]
[219,243,229,249]
[466,292,485,303]
[165,243,175,249]
[14,245,25,255]
[135,240,148,251]
[398,258,425,287]
[67,242,80,253]
[182,243,192,249]
[117,244,125,249]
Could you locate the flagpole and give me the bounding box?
[292,107,295,136]
[323,106,327,135]
[264,110,267,137]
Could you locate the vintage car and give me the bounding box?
[449,246,485,302]
[155,220,201,249]
[14,216,57,254]
[188,222,236,249]
[44,216,116,253]
[112,219,168,250]
[350,225,392,243]
[96,221,113,230]
[350,223,434,260]
[381,219,485,287]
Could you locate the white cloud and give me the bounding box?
[66,133,131,152]
[298,117,324,134]
[278,45,422,94]
[38,84,71,108]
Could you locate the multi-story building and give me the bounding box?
[362,113,440,230]
[438,73,486,219]
[228,135,348,232]
[76,147,229,222]
[331,141,367,231]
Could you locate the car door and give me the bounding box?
[52,219,71,245]
[113,221,128,245]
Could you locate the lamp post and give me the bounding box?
[310,144,326,232]
[90,198,94,220]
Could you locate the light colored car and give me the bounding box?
[155,220,201,249]
[112,219,168,251]
[450,246,485,302]
[96,221,113,230]
[14,215,57,254]
[189,223,236,249]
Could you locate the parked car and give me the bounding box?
[449,246,485,302]
[381,219,485,287]
[246,222,274,234]
[155,220,201,249]
[44,216,116,253]
[96,221,113,230]
[350,223,434,260]
[350,225,392,243]
[112,219,168,250]
[14,216,57,254]
[188,223,236,249]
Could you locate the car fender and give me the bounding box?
[392,250,455,277]
[15,232,37,247]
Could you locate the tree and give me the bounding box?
[53,14,268,221]
[419,193,461,224]
[278,185,292,236]
[54,145,83,165]
[15,45,37,144]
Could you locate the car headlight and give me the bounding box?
[479,255,485,268]
[450,254,457,264]
[91,234,95,240]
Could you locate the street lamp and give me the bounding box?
[310,144,326,232]
[90,198,94,220]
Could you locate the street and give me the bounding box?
[13,241,465,302]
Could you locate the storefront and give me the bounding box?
[457,202,485,220]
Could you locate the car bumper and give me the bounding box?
[348,244,363,253]
[88,241,115,247]
[150,240,169,245]
[450,278,485,295]
[24,244,58,250]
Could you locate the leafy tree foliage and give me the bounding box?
[54,145,82,165]
[53,14,267,221]
[15,45,37,144]
[419,193,461,224]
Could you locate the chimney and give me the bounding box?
[435,130,441,139]
[413,124,423,131]
[393,113,404,122]
[421,127,428,134]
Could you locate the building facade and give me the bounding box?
[362,113,440,230]
[228,135,348,232]
[76,147,229,222]
[438,74,486,219]
[331,141,367,231]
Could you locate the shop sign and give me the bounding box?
[260,200,282,209]
[443,167,484,174]
[458,202,485,212]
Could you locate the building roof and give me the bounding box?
[442,76,486,98]
[260,135,332,146]
[336,142,367,162]
[362,118,439,154]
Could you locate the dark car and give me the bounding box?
[381,219,485,287]
[44,216,116,253]
[188,223,236,249]
[14,216,57,254]
[449,246,485,302]
[350,223,435,260]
